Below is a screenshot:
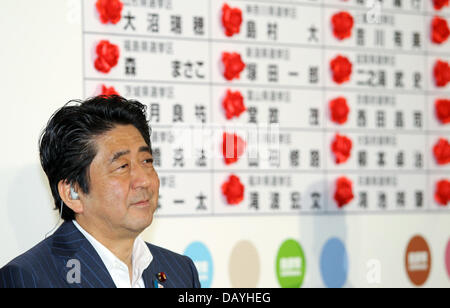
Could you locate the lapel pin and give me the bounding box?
[157,272,167,283]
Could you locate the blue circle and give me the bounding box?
[184,242,213,288]
[320,238,349,288]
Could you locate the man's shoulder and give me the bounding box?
[145,242,192,264]
[144,242,201,288]
[2,237,53,270]
[0,221,82,288]
[0,238,53,288]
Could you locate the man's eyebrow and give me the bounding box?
[139,146,152,155]
[110,146,152,163]
[111,150,131,163]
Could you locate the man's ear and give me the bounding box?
[57,180,84,215]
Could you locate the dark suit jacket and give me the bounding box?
[0,221,201,288]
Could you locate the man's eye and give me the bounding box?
[144,158,154,164]
[118,164,129,170]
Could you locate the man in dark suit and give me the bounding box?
[0,95,201,288]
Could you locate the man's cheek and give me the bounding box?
[106,181,128,207]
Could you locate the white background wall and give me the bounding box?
[0,0,449,288]
[0,0,83,263]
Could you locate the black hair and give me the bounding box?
[39,95,151,221]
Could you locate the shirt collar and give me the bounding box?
[72,220,153,286]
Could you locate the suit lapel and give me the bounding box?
[142,248,170,288]
[51,221,116,288]
[142,257,158,288]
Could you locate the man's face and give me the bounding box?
[80,124,159,237]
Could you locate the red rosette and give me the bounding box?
[435,99,450,124]
[331,134,353,164]
[432,16,450,44]
[222,52,246,81]
[334,177,354,208]
[222,4,243,37]
[331,11,354,40]
[435,179,450,206]
[94,40,120,74]
[222,90,246,119]
[222,132,246,165]
[433,138,450,165]
[433,0,450,10]
[221,174,245,205]
[96,0,123,24]
[433,60,450,87]
[101,85,119,96]
[330,55,352,84]
[329,97,350,125]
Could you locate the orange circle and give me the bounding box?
[405,235,431,286]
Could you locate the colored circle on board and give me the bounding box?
[229,241,260,288]
[446,239,450,279]
[276,239,306,288]
[320,238,349,288]
[404,235,431,287]
[184,241,213,288]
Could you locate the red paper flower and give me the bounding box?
[94,40,120,74]
[222,90,246,119]
[433,138,450,165]
[435,179,450,206]
[101,85,119,96]
[221,174,245,205]
[434,180,450,206]
[433,0,450,10]
[222,133,246,165]
[432,16,450,44]
[330,55,352,84]
[433,60,450,87]
[222,52,246,81]
[435,99,450,124]
[331,134,353,164]
[222,4,243,37]
[329,97,350,124]
[334,177,354,208]
[96,0,123,24]
[331,11,354,40]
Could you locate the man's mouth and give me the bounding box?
[131,199,150,208]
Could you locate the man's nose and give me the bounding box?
[131,162,151,190]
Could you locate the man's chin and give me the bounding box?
[125,211,154,234]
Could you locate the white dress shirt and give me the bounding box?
[73,220,153,288]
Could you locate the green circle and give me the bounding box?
[276,239,306,288]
